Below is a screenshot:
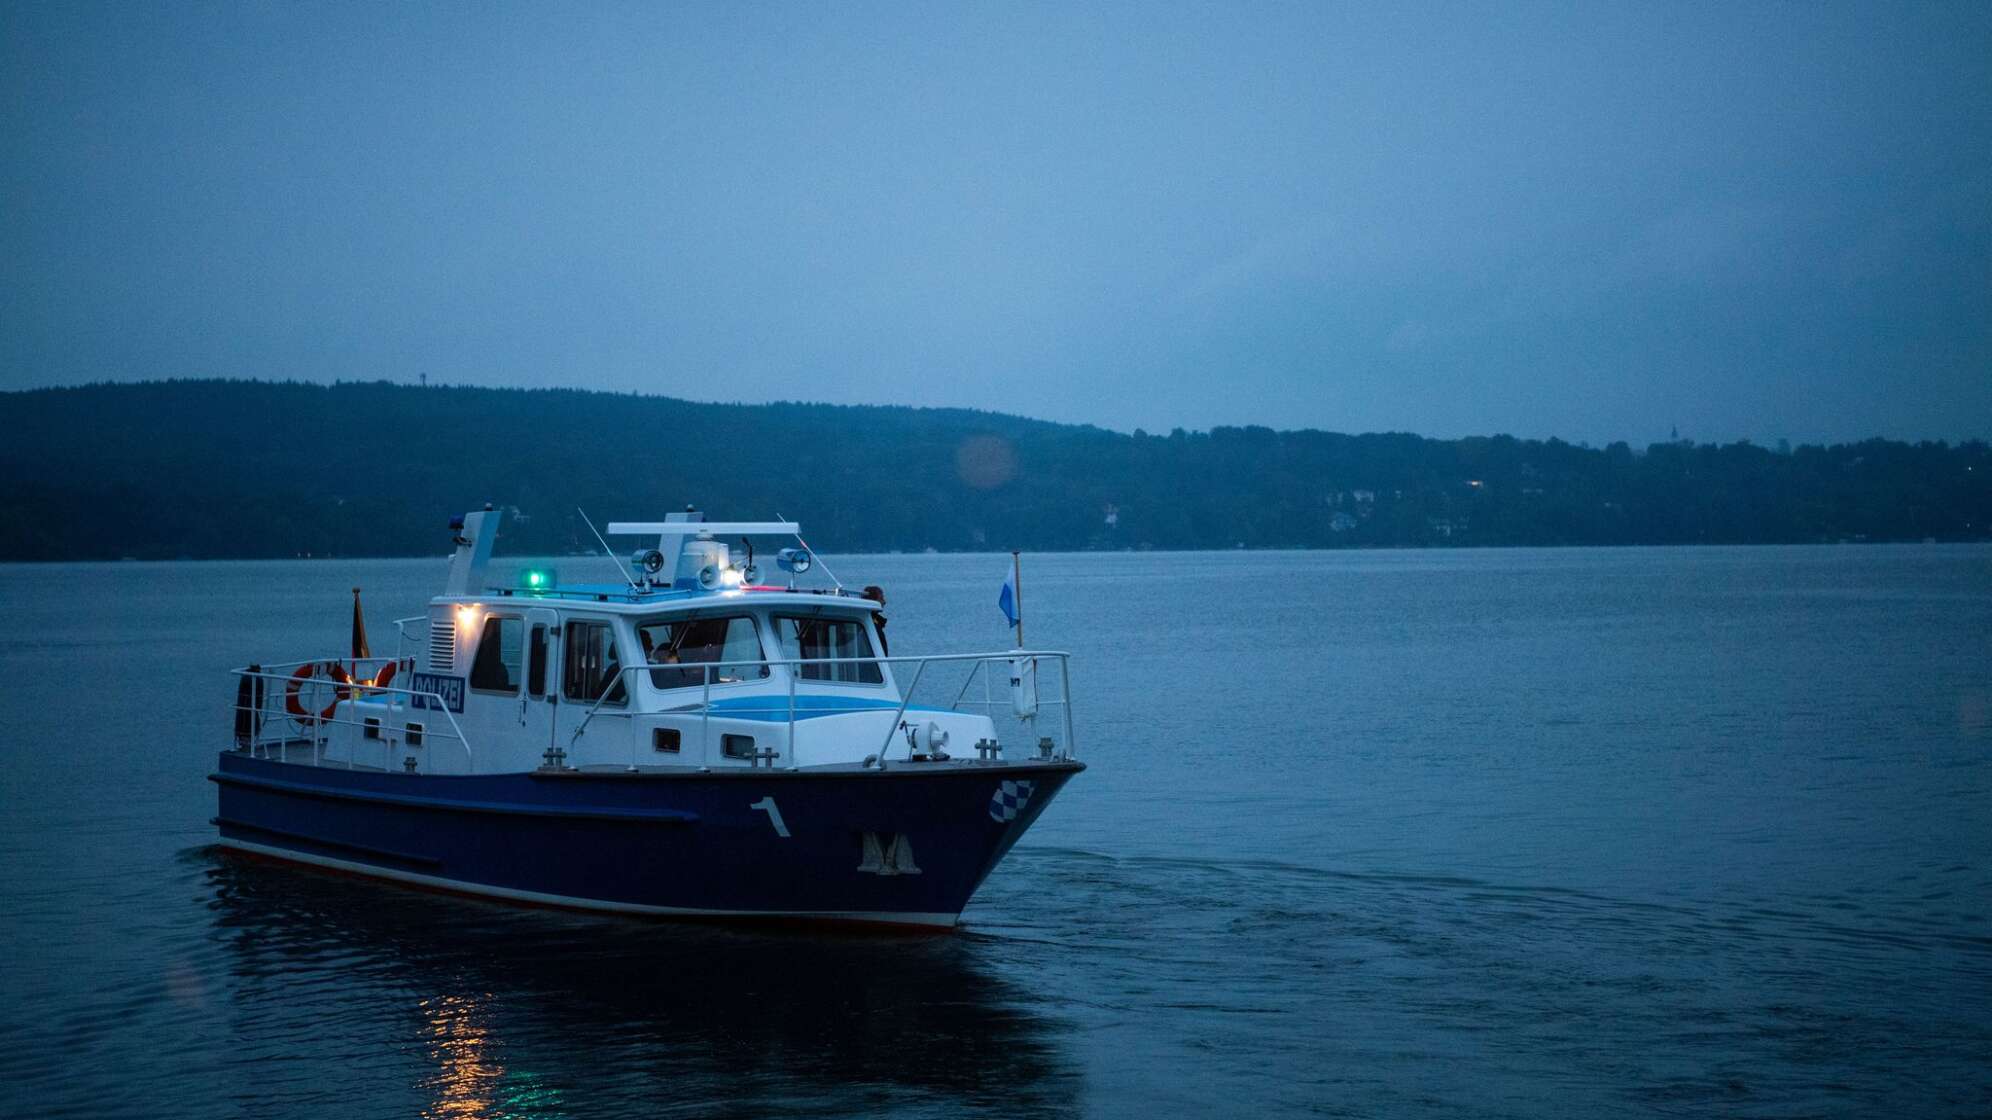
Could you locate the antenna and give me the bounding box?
[777,512,844,591]
[577,508,639,589]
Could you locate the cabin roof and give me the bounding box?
[432,586,879,614]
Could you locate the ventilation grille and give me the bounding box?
[429,619,455,672]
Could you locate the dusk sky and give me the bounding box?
[3,2,1988,445]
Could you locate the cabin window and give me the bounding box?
[526,624,548,698]
[774,615,883,684]
[469,615,525,694]
[362,717,381,741]
[562,620,627,706]
[636,614,768,690]
[405,722,424,747]
[722,733,756,760]
[653,727,681,753]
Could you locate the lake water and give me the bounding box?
[2,546,1988,1118]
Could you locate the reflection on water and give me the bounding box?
[204,854,1080,1119]
[421,994,509,1120]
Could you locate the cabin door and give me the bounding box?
[548,617,635,767]
[521,609,560,765]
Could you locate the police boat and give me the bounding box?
[214,508,1081,929]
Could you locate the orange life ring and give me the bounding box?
[284,661,352,723]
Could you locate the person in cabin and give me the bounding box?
[640,628,681,665]
[862,585,889,656]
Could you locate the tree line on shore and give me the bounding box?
[1,379,1986,560]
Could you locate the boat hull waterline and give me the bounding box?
[211,752,1083,928]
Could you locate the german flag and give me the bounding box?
[350,587,371,660]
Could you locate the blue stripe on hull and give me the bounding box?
[211,753,1080,926]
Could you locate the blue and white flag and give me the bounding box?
[998,568,1020,628]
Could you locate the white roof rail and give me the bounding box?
[605,521,798,536]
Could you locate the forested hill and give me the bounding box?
[1,380,1987,560]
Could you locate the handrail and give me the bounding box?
[244,654,404,674]
[877,658,929,762]
[231,662,476,772]
[565,649,1074,769]
[391,616,427,661]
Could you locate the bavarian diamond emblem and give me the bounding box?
[988,779,1035,823]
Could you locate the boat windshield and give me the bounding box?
[773,614,883,684]
[637,614,769,690]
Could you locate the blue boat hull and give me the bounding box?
[211,752,1081,928]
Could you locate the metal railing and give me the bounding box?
[231,657,475,774]
[230,648,1073,775]
[567,650,1075,772]
[392,617,427,662]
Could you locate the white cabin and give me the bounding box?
[287,509,1043,775]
